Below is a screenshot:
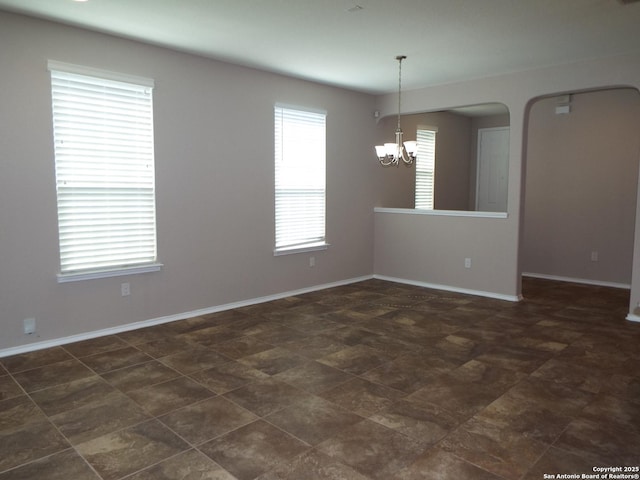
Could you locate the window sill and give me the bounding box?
[274,243,330,256]
[374,207,508,219]
[57,263,163,283]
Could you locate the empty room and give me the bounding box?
[1,1,640,479]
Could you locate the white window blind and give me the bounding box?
[49,63,158,278]
[274,106,326,253]
[415,127,437,210]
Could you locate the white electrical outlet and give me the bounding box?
[23,318,36,335]
[591,251,599,262]
[464,258,472,269]
[121,282,131,296]
[309,256,315,267]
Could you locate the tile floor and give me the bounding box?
[1,277,639,479]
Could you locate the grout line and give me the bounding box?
[1,279,636,478]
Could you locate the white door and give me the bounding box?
[476,127,510,212]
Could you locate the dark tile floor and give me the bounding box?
[1,277,639,479]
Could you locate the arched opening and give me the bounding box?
[521,88,640,289]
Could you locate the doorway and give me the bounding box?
[521,88,640,287]
[476,126,510,212]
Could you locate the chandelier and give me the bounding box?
[375,55,417,167]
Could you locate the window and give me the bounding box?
[49,61,159,281]
[415,126,437,210]
[274,105,326,254]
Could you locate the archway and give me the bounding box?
[521,88,640,292]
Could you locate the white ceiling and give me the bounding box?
[1,0,640,94]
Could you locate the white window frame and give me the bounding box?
[274,105,328,255]
[49,61,161,282]
[415,125,438,210]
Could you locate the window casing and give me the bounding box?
[415,126,437,210]
[274,106,327,254]
[49,61,159,281]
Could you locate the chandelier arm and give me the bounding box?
[379,155,397,167]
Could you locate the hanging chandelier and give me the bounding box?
[375,55,417,167]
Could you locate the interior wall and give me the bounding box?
[4,13,640,354]
[431,113,472,210]
[374,52,640,306]
[522,88,640,285]
[0,12,377,352]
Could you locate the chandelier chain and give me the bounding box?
[397,55,404,131]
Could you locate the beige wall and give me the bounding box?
[522,89,640,285]
[374,53,640,306]
[0,12,377,352]
[374,212,516,298]
[4,11,640,354]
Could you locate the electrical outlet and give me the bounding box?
[121,282,131,296]
[309,256,315,268]
[464,257,472,269]
[23,318,36,335]
[591,251,598,262]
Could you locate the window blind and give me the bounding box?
[50,65,157,276]
[274,106,326,253]
[415,127,437,210]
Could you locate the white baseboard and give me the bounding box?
[0,275,373,359]
[625,313,640,323]
[373,275,522,302]
[522,272,630,290]
[7,272,632,358]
